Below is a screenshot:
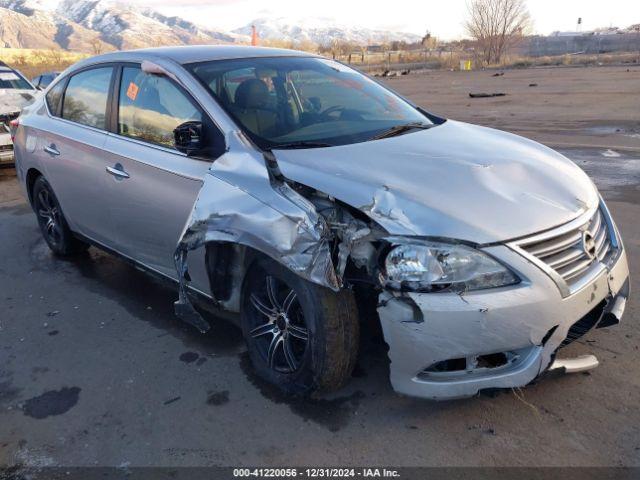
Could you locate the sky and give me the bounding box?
[130,0,640,39]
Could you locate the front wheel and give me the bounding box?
[241,258,359,396]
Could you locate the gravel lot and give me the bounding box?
[1,65,639,469]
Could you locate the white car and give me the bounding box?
[0,62,37,167]
[13,46,630,400]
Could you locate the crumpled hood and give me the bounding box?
[0,89,36,116]
[274,120,598,244]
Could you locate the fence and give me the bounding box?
[517,32,640,57]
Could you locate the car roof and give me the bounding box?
[82,45,317,67]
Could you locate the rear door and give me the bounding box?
[101,64,224,280]
[38,66,118,247]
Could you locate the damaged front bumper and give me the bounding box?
[378,244,630,400]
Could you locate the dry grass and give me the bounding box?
[331,50,640,72]
[1,46,638,81]
[496,52,640,69]
[0,48,88,79]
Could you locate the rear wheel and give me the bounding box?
[241,257,359,395]
[32,176,88,256]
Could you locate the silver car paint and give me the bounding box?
[33,110,116,247]
[15,52,240,295]
[173,131,340,332]
[273,120,599,244]
[13,46,630,400]
[378,244,629,399]
[101,132,210,278]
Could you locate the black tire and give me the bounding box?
[32,176,88,256]
[241,257,359,396]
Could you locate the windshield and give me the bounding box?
[187,56,432,149]
[0,69,33,90]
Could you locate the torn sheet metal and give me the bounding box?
[173,132,339,332]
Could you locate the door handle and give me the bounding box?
[44,144,60,156]
[106,165,130,179]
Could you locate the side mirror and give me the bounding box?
[174,121,204,156]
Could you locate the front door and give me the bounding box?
[101,65,222,281]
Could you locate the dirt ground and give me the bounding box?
[386,65,640,150]
[0,65,639,471]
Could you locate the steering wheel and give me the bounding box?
[319,105,345,120]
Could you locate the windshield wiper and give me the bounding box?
[371,122,433,140]
[271,141,335,150]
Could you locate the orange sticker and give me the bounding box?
[126,82,139,101]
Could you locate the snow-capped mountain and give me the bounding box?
[56,0,245,49]
[0,0,111,51]
[0,0,245,51]
[0,0,422,52]
[234,17,422,46]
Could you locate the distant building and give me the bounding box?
[551,26,633,37]
[550,31,592,37]
[592,27,624,35]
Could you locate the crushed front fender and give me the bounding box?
[173,133,339,332]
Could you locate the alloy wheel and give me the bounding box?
[248,275,309,373]
[36,187,62,246]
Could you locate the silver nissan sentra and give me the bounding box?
[12,46,630,400]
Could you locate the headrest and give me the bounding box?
[234,78,269,109]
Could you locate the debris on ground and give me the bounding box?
[602,149,621,158]
[469,92,507,98]
[529,83,539,87]
[375,69,410,78]
[46,310,59,317]
[492,72,505,77]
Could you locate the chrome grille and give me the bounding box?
[516,208,614,289]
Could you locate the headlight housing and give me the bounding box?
[383,241,519,292]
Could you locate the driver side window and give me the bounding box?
[118,66,203,150]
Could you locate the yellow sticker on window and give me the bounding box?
[126,82,139,101]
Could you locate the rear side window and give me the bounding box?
[0,69,32,90]
[45,81,65,115]
[118,66,202,149]
[62,67,113,129]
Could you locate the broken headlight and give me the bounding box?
[383,241,519,292]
